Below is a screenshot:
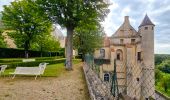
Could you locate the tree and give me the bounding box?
[37,0,109,70]
[155,69,162,85]
[2,0,51,58]
[161,76,170,92]
[157,60,170,73]
[31,34,60,56]
[0,29,7,48]
[73,25,104,61]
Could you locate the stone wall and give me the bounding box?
[83,63,113,100]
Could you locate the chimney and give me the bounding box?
[124,16,129,24]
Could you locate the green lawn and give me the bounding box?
[3,59,81,77]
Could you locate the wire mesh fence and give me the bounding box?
[84,54,168,100]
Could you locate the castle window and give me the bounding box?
[145,27,148,30]
[131,39,135,44]
[152,27,154,30]
[116,49,123,61]
[104,73,110,82]
[117,53,120,60]
[120,39,124,44]
[100,49,105,58]
[137,52,141,61]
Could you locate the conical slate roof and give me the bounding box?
[139,14,155,27]
[112,16,140,38]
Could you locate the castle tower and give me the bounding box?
[139,14,155,99]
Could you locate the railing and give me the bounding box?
[84,54,165,100]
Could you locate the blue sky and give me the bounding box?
[0,0,170,54]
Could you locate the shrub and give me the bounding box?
[3,58,66,69]
[0,48,60,58]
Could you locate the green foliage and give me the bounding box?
[31,34,60,52]
[155,54,170,97]
[160,76,170,92]
[37,0,110,69]
[155,54,170,65]
[157,60,170,73]
[3,59,81,77]
[155,69,163,85]
[0,56,62,63]
[0,58,66,69]
[0,29,7,47]
[0,48,58,58]
[2,0,52,57]
[37,0,109,29]
[74,25,104,56]
[155,69,170,96]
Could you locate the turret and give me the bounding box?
[139,14,155,99]
[139,14,155,67]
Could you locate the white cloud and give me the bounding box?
[155,43,170,54]
[0,0,14,11]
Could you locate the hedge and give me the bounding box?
[0,56,63,63]
[1,58,66,69]
[0,48,65,58]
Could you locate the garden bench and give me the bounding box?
[0,65,7,76]
[11,63,48,80]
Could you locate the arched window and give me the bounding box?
[100,49,105,58]
[116,49,123,61]
[104,73,110,82]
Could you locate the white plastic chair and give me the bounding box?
[0,65,7,76]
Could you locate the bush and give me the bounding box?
[0,48,61,58]
[3,58,66,69]
[157,60,170,73]
[0,56,63,63]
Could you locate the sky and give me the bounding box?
[0,0,170,54]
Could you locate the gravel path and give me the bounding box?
[0,63,90,100]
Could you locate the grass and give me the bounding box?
[3,59,81,77]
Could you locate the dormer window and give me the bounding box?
[145,27,148,30]
[120,39,124,44]
[131,39,135,44]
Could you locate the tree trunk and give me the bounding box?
[65,27,73,70]
[24,40,30,58]
[25,50,28,58]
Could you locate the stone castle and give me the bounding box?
[94,15,155,99]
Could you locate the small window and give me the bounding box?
[145,27,148,30]
[131,39,135,44]
[137,52,141,61]
[117,53,120,60]
[152,27,154,30]
[104,73,110,82]
[100,49,105,58]
[120,39,124,44]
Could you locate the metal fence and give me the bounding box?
[84,54,167,100]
